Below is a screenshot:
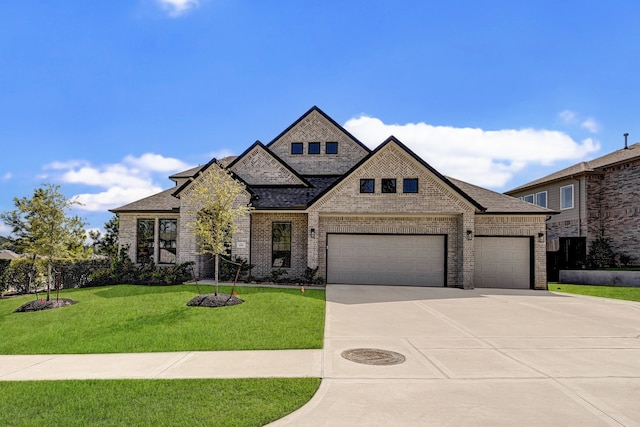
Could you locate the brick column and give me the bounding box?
[307,211,319,269]
[459,212,475,289]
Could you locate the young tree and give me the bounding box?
[185,162,252,294]
[0,184,87,300]
[88,215,119,258]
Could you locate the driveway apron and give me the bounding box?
[270,285,640,426]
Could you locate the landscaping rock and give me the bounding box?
[187,293,244,308]
[14,298,77,313]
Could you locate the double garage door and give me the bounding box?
[326,234,532,289]
[326,234,446,286]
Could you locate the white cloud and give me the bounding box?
[343,115,600,188]
[1,172,12,181]
[559,110,577,124]
[45,153,191,212]
[581,118,600,133]
[157,0,199,17]
[0,222,11,235]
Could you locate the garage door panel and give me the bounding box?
[475,237,531,289]
[327,234,445,286]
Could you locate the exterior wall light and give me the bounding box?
[538,232,545,243]
[310,228,316,238]
[466,230,473,240]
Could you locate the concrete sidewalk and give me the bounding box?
[271,285,640,427]
[0,349,322,381]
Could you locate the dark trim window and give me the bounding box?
[308,142,320,154]
[136,219,155,263]
[382,178,397,193]
[360,179,375,193]
[272,222,291,268]
[403,178,419,193]
[326,141,338,154]
[159,219,177,264]
[291,142,303,155]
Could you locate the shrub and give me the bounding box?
[586,236,617,269]
[219,257,254,282]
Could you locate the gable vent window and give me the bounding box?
[291,142,303,155]
[382,178,397,193]
[403,178,419,193]
[360,179,375,193]
[326,141,338,154]
[308,142,320,154]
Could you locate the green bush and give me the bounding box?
[0,250,195,294]
[586,236,617,269]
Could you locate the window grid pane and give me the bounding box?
[382,178,397,193]
[403,178,419,193]
[291,143,303,155]
[159,219,177,264]
[136,219,155,263]
[326,141,338,154]
[360,179,375,193]
[272,222,291,268]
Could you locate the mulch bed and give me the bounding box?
[187,293,244,308]
[14,298,77,313]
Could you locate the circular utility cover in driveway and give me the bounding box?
[341,348,406,365]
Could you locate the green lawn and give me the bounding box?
[0,378,321,427]
[548,283,640,302]
[0,284,325,354]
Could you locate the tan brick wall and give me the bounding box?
[475,215,548,289]
[269,109,368,175]
[229,145,305,186]
[250,212,308,280]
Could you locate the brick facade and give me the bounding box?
[114,106,551,289]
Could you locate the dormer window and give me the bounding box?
[291,143,303,155]
[326,141,338,154]
[308,142,320,154]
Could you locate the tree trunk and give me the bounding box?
[214,253,219,295]
[46,261,52,302]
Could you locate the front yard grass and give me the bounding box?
[0,284,325,354]
[548,283,640,302]
[0,377,321,427]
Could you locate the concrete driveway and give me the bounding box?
[271,285,640,426]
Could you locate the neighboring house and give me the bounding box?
[112,106,552,289]
[505,142,640,280]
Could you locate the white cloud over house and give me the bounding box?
[344,115,600,189]
[45,153,191,212]
[156,0,199,17]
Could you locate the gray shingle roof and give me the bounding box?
[251,176,340,209]
[448,177,555,214]
[507,143,640,193]
[110,188,180,213]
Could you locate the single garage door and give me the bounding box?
[475,237,531,289]
[327,234,445,286]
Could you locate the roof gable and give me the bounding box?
[227,141,308,186]
[267,106,370,175]
[310,136,485,213]
[507,143,640,193]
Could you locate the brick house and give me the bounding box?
[112,106,552,289]
[505,142,640,280]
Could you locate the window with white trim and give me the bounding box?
[523,194,534,204]
[535,191,547,208]
[560,185,574,210]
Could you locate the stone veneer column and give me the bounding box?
[307,211,319,269]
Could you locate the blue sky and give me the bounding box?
[2,0,640,234]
